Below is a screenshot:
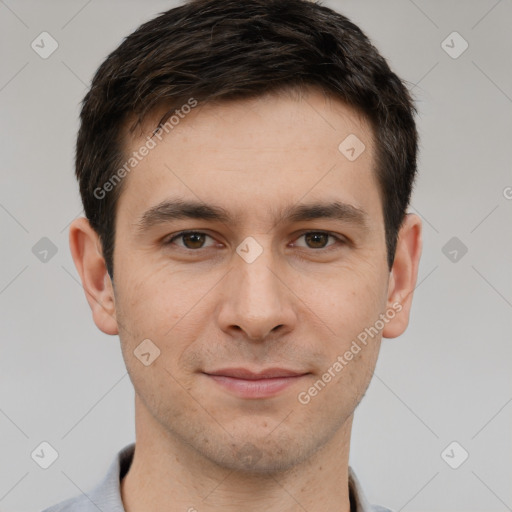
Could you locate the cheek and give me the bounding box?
[302,263,387,339]
[114,261,208,338]
[113,263,221,386]
[328,337,380,409]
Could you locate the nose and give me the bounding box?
[216,242,297,342]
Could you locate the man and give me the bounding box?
[44,0,422,510]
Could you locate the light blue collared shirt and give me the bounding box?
[41,443,393,512]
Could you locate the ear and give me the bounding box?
[382,213,422,339]
[69,217,119,335]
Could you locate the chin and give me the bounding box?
[195,431,323,475]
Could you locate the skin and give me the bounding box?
[69,87,422,512]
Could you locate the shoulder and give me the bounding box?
[41,493,93,512]
[40,443,135,512]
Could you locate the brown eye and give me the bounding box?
[304,232,330,249]
[293,231,340,250]
[182,233,206,249]
[166,231,215,249]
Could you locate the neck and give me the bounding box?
[121,397,353,512]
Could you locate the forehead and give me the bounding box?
[115,88,382,231]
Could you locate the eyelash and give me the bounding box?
[164,230,347,254]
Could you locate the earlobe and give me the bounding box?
[382,213,423,339]
[69,217,119,335]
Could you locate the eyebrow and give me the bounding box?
[135,197,369,234]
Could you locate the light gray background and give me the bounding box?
[1,1,511,511]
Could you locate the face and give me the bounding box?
[98,89,401,472]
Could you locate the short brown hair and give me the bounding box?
[76,0,419,278]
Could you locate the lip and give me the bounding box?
[207,367,307,379]
[203,368,309,399]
